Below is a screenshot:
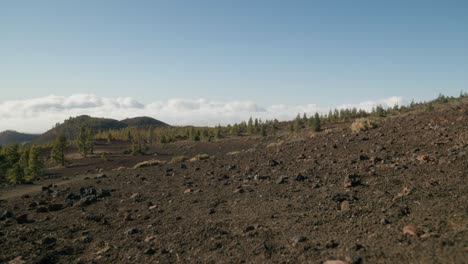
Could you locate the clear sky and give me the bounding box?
[1,0,467,132]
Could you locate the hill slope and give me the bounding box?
[0,130,39,145]
[35,115,127,143]
[120,116,169,127]
[35,115,168,143]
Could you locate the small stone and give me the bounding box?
[291,235,307,245]
[295,174,306,182]
[268,160,279,167]
[124,213,133,221]
[7,256,26,264]
[125,228,139,235]
[129,193,141,202]
[184,188,194,194]
[144,236,157,243]
[380,218,390,225]
[95,174,107,179]
[80,234,93,243]
[297,153,307,160]
[403,225,419,236]
[340,201,350,211]
[233,187,244,193]
[144,248,156,255]
[244,226,256,232]
[276,176,288,184]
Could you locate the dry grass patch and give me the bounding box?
[351,118,378,133]
[189,154,210,162]
[133,159,166,169]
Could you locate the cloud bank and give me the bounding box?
[0,94,404,133]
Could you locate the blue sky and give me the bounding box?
[0,1,467,132]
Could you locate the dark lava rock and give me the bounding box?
[332,192,351,203]
[343,174,362,188]
[276,176,288,184]
[48,204,64,212]
[80,187,97,197]
[295,174,307,182]
[145,248,157,255]
[36,207,49,213]
[325,240,339,249]
[0,210,13,220]
[80,195,97,207]
[42,236,57,246]
[16,214,33,224]
[65,193,81,201]
[268,159,280,167]
[180,163,187,169]
[97,189,112,198]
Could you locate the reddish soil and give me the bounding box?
[1,100,467,263]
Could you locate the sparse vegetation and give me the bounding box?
[350,118,378,133]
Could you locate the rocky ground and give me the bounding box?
[1,100,467,263]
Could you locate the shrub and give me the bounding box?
[425,103,434,111]
[351,118,377,133]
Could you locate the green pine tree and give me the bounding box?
[51,133,67,166]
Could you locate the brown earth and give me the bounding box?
[0,100,467,263]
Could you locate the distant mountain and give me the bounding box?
[120,116,169,127]
[35,115,169,143]
[0,130,40,146]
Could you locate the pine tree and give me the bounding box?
[0,152,7,183]
[260,124,267,137]
[27,145,44,180]
[51,133,67,166]
[247,117,254,134]
[310,113,321,132]
[107,132,113,144]
[7,163,23,183]
[294,113,303,131]
[77,126,94,158]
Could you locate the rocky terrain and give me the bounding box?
[0,99,467,263]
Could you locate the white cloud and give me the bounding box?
[0,94,404,133]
